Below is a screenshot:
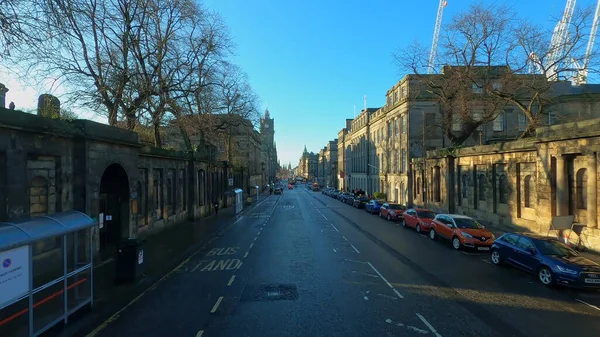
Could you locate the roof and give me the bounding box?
[0,211,96,251]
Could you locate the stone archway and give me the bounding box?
[98,163,130,260]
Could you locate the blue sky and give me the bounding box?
[202,0,592,167]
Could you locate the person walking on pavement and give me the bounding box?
[213,199,219,215]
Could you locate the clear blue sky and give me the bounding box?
[203,0,593,167]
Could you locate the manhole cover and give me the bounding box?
[241,284,299,302]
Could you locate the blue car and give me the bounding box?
[364,200,382,214]
[490,232,600,288]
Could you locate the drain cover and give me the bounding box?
[241,284,299,302]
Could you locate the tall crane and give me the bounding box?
[547,0,577,81]
[428,0,448,74]
[573,0,600,84]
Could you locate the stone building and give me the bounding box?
[416,118,600,252]
[316,139,338,188]
[260,109,278,184]
[298,146,318,180]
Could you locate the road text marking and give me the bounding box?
[367,262,404,299]
[385,318,429,335]
[377,293,398,300]
[210,296,224,313]
[206,247,239,257]
[249,243,254,249]
[321,214,328,220]
[344,258,367,264]
[243,252,249,258]
[416,313,442,337]
[198,259,243,272]
[333,248,338,253]
[342,236,348,241]
[196,330,204,337]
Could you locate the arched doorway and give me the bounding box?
[99,163,129,260]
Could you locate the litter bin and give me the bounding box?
[115,238,147,283]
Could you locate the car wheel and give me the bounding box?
[538,266,554,286]
[452,236,462,250]
[416,224,421,233]
[490,249,502,265]
[429,229,436,240]
[387,214,392,221]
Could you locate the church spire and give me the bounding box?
[264,108,270,119]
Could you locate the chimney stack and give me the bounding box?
[0,83,9,108]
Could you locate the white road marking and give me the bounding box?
[233,217,243,224]
[249,243,254,249]
[210,296,224,313]
[377,293,398,300]
[321,214,328,220]
[333,248,338,253]
[257,230,261,235]
[196,330,204,337]
[342,236,348,241]
[253,236,258,241]
[575,299,600,311]
[191,262,203,272]
[344,258,367,264]
[243,252,248,258]
[363,296,369,300]
[350,244,360,254]
[367,262,404,299]
[416,313,442,337]
[227,275,235,286]
[385,318,429,335]
[352,271,379,278]
[481,259,492,265]
[330,223,339,232]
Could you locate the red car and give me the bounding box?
[288,184,293,189]
[401,208,436,234]
[379,203,406,221]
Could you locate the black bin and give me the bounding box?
[115,238,147,283]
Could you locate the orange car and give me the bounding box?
[401,208,436,234]
[429,214,495,251]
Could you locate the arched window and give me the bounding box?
[433,166,441,202]
[524,175,533,208]
[498,175,508,204]
[461,174,468,198]
[576,168,587,209]
[30,176,48,217]
[478,174,486,201]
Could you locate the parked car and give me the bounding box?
[288,184,293,189]
[353,196,369,209]
[401,208,436,234]
[490,232,600,288]
[365,200,382,214]
[274,187,283,195]
[379,203,406,221]
[429,214,495,251]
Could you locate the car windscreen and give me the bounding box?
[453,217,484,229]
[388,204,405,210]
[534,239,578,257]
[417,211,436,218]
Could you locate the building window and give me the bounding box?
[478,174,486,201]
[394,151,399,173]
[401,115,407,134]
[498,175,508,204]
[472,83,482,94]
[576,168,587,209]
[452,115,461,131]
[416,177,421,195]
[524,175,533,208]
[30,176,49,217]
[461,174,468,198]
[401,149,406,173]
[395,119,399,136]
[493,112,504,131]
[433,166,441,202]
[394,92,398,104]
[492,82,503,91]
[518,114,528,131]
[401,86,406,98]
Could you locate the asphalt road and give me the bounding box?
[84,186,600,337]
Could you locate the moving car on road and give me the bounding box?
[274,187,283,195]
[490,232,600,288]
[401,208,436,234]
[429,214,495,251]
[379,203,406,221]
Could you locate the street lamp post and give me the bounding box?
[261,162,265,192]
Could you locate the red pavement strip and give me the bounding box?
[0,277,88,326]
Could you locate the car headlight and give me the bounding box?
[461,232,473,238]
[556,265,579,275]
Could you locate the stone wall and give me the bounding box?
[416,118,600,252]
[0,108,239,260]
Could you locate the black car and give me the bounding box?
[352,196,369,208]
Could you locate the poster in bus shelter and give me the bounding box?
[0,245,31,307]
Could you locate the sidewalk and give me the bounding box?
[48,193,271,337]
[484,221,600,265]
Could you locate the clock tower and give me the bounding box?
[260,108,277,183]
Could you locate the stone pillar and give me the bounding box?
[588,153,598,228]
[0,83,8,108]
[37,94,61,118]
[556,155,569,216]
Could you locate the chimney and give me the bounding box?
[0,83,9,108]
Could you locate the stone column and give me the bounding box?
[0,83,8,108]
[556,155,569,216]
[588,153,598,228]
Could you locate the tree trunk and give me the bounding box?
[153,123,162,147]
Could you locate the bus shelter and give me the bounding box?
[0,211,96,337]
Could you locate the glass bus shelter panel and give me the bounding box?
[67,268,91,314]
[0,296,30,337]
[32,237,64,289]
[32,281,64,333]
[66,229,92,274]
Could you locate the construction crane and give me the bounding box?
[428,0,448,74]
[572,0,600,84]
[547,0,577,81]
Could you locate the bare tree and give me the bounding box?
[0,0,42,56]
[394,2,597,142]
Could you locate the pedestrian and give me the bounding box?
[213,199,219,215]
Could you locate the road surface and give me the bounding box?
[85,186,600,337]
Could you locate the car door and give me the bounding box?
[381,203,389,217]
[497,234,521,265]
[512,237,540,272]
[404,209,417,228]
[436,216,455,239]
